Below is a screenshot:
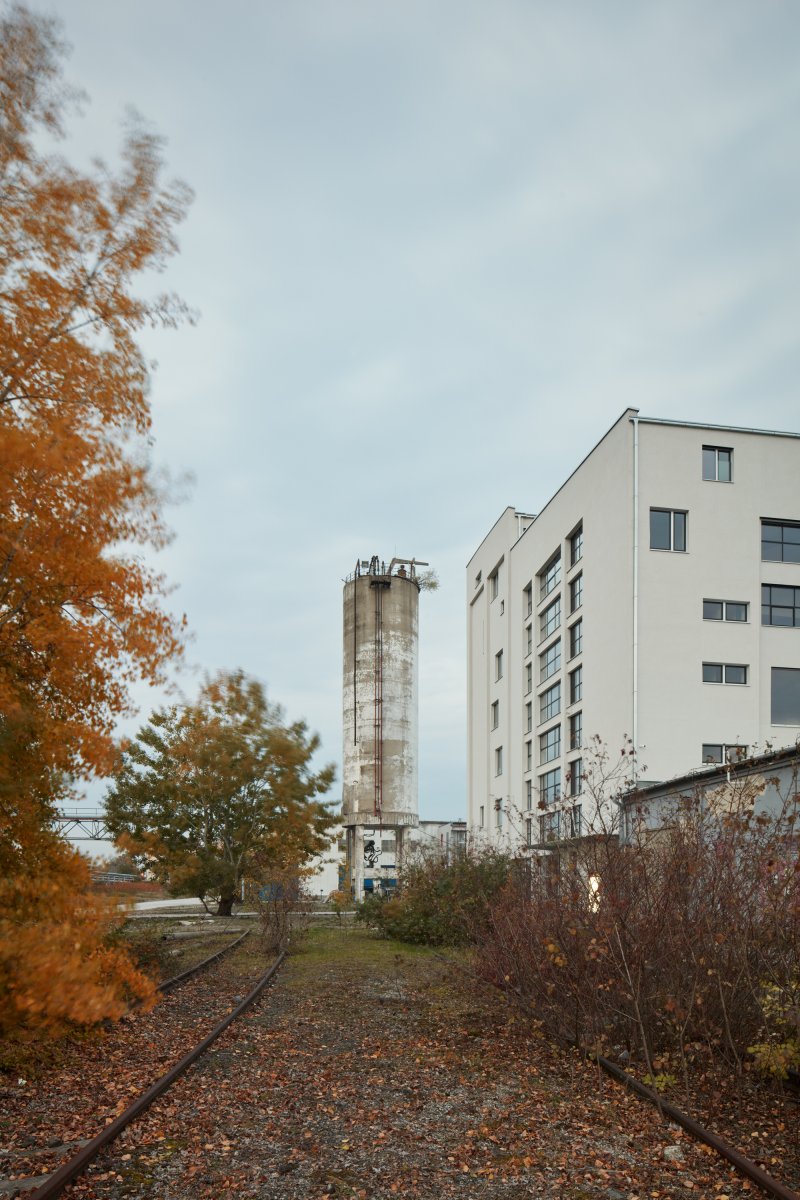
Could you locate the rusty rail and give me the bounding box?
[158,929,250,993]
[29,952,286,1200]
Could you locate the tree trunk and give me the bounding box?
[216,893,235,917]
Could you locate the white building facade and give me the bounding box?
[467,409,800,849]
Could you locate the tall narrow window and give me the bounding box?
[526,739,532,770]
[569,711,582,751]
[569,573,583,613]
[526,779,533,809]
[539,639,561,683]
[495,649,504,680]
[495,746,503,776]
[525,701,533,733]
[489,570,499,600]
[479,805,484,828]
[539,552,561,600]
[569,759,583,798]
[569,619,583,659]
[540,596,561,642]
[650,509,687,552]
[570,525,583,567]
[525,623,533,655]
[526,818,533,847]
[702,446,733,482]
[491,700,499,729]
[525,662,533,694]
[569,665,583,705]
[539,725,561,764]
[523,582,533,617]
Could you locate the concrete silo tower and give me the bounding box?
[342,556,426,898]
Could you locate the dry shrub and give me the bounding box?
[477,761,800,1082]
[254,869,311,955]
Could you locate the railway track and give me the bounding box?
[1,935,283,1198]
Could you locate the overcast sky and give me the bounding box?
[52,0,800,837]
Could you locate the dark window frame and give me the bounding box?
[762,521,800,564]
[762,583,800,627]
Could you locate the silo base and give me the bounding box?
[344,822,415,901]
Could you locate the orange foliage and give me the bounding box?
[0,5,190,1035]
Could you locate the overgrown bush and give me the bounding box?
[357,849,512,946]
[476,758,800,1083]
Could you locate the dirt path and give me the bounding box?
[46,925,776,1200]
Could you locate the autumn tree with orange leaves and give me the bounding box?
[0,4,191,1035]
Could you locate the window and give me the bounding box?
[650,508,687,552]
[762,584,800,627]
[495,649,504,680]
[500,600,504,615]
[703,599,748,622]
[525,662,533,694]
[568,804,582,837]
[526,739,532,770]
[525,701,533,732]
[569,711,582,751]
[772,668,800,725]
[526,818,533,848]
[539,810,560,842]
[491,700,499,729]
[569,665,582,705]
[523,583,533,617]
[702,662,748,685]
[479,805,484,828]
[489,570,499,600]
[526,779,533,809]
[540,596,561,641]
[570,573,583,613]
[475,571,482,588]
[570,525,583,567]
[539,767,561,805]
[525,623,532,655]
[540,639,561,683]
[569,759,583,798]
[495,746,503,776]
[540,681,561,723]
[495,804,503,830]
[761,521,800,563]
[539,725,561,764]
[569,619,583,659]
[539,552,561,600]
[702,445,733,482]
[702,743,748,764]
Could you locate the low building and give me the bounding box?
[620,743,800,842]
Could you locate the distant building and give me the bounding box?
[467,409,800,849]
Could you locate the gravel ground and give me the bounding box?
[6,925,792,1200]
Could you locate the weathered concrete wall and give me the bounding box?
[342,569,419,828]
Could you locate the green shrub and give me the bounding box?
[356,850,512,946]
